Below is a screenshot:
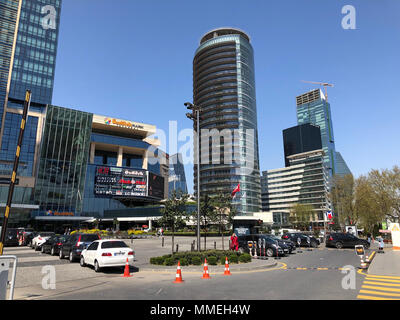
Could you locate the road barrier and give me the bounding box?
[223,257,231,276]
[173,261,184,283]
[0,255,17,300]
[122,258,132,278]
[201,258,210,279]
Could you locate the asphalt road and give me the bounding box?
[3,242,372,300]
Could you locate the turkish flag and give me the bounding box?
[231,183,240,197]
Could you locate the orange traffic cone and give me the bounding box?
[173,261,184,283]
[202,258,211,279]
[122,258,132,278]
[223,256,231,276]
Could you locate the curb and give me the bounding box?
[140,261,278,273]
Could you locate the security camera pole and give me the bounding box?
[0,90,31,255]
[185,102,201,251]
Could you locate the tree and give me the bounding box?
[289,203,314,230]
[158,190,189,255]
[195,194,217,250]
[330,174,355,226]
[211,192,236,250]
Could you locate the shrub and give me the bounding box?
[164,257,175,266]
[207,256,217,265]
[191,256,202,265]
[229,254,239,264]
[179,258,188,266]
[239,253,251,263]
[220,256,228,265]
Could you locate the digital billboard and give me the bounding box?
[148,172,165,199]
[94,166,148,197]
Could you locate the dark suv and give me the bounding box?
[59,233,100,262]
[326,233,370,249]
[237,234,287,257]
[3,228,19,247]
[282,233,320,248]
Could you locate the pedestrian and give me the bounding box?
[367,233,372,245]
[230,233,238,251]
[378,237,384,252]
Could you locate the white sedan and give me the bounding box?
[80,240,135,272]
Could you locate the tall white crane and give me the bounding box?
[301,80,334,102]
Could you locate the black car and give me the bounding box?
[25,231,38,247]
[59,233,101,262]
[3,228,19,247]
[282,232,319,248]
[266,234,296,253]
[326,233,370,249]
[237,234,287,257]
[41,235,70,255]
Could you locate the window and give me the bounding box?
[101,241,128,249]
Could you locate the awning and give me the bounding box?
[34,216,95,221]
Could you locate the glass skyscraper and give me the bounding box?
[0,0,62,220]
[193,28,261,215]
[335,151,352,177]
[296,89,336,176]
[168,153,188,198]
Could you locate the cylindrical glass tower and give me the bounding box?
[193,28,261,215]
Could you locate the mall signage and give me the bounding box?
[104,118,144,130]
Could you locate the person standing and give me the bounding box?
[230,233,238,251]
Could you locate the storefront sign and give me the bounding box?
[389,223,400,250]
[104,118,144,130]
[46,211,74,216]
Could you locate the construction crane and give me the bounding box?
[301,80,334,102]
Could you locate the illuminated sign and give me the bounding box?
[104,118,144,130]
[46,211,74,216]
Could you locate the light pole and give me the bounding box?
[184,102,201,251]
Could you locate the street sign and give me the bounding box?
[355,245,365,257]
[389,223,400,251]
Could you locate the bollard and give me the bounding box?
[191,243,194,252]
[176,244,179,253]
[162,237,164,247]
[214,241,216,250]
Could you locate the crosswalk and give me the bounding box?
[358,274,400,300]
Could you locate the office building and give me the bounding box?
[168,153,188,197]
[296,89,336,176]
[0,0,62,221]
[261,149,331,229]
[192,28,261,215]
[335,151,352,177]
[283,123,322,167]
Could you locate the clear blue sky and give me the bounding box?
[52,0,400,193]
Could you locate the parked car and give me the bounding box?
[265,234,296,253]
[32,232,55,250]
[41,235,70,255]
[281,233,320,248]
[80,240,134,272]
[326,233,370,249]
[19,228,35,246]
[237,234,287,257]
[25,231,38,247]
[3,228,19,247]
[59,233,101,262]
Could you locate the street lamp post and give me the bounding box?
[185,102,201,251]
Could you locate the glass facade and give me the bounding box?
[9,0,62,105]
[296,89,336,176]
[193,28,261,215]
[283,123,322,167]
[335,151,351,177]
[168,153,188,197]
[34,105,93,213]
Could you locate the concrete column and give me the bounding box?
[117,146,123,167]
[148,219,152,231]
[90,142,96,164]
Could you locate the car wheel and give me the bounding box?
[35,245,39,251]
[59,249,64,259]
[80,256,86,267]
[266,248,274,257]
[335,242,343,249]
[94,260,101,273]
[311,241,318,248]
[51,247,55,256]
[69,252,74,263]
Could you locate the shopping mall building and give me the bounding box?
[0,104,169,231]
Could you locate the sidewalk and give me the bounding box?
[368,244,400,276]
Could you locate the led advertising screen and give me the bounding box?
[147,172,165,199]
[94,166,148,197]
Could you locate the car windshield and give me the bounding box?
[101,241,128,249]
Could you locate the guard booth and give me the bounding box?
[233,216,263,236]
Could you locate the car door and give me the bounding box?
[85,242,99,265]
[63,235,77,255]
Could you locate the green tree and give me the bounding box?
[158,190,189,254]
[211,192,236,250]
[330,174,355,226]
[195,194,217,250]
[289,203,314,230]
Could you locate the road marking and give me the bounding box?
[362,285,400,292]
[364,281,400,287]
[357,295,399,300]
[360,289,400,297]
[365,274,400,280]
[366,277,400,283]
